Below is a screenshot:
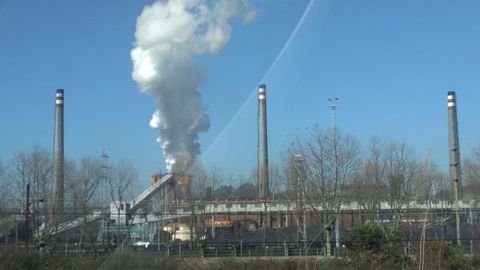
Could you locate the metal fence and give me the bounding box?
[2,238,480,259]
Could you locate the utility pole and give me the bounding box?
[100,149,110,208]
[24,183,30,256]
[329,98,340,254]
[294,155,307,250]
[100,149,110,249]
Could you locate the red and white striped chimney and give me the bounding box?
[258,84,269,199]
[52,89,64,224]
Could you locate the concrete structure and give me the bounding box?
[122,197,478,247]
[448,91,462,190]
[110,173,194,225]
[51,89,64,227]
[448,91,462,247]
[257,84,269,199]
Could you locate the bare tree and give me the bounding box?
[347,138,388,212]
[0,157,5,194]
[0,157,14,244]
[108,160,138,249]
[8,152,31,208]
[76,157,102,210]
[7,146,52,240]
[348,139,422,232]
[285,129,361,254]
[416,162,446,203]
[384,142,420,233]
[0,157,10,208]
[283,152,300,200]
[188,162,225,200]
[269,164,284,198]
[188,160,208,199]
[464,145,480,204]
[207,165,224,196]
[63,159,78,217]
[303,130,360,210]
[109,160,137,223]
[430,166,450,203]
[73,156,102,248]
[244,164,284,198]
[233,182,256,199]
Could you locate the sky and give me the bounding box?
[1,0,480,189]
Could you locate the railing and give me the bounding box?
[2,238,479,258]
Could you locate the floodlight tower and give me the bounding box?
[329,98,340,253]
[329,98,338,138]
[294,154,307,248]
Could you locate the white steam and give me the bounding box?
[132,0,254,172]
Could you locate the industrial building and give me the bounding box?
[2,88,476,257]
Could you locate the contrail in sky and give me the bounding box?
[203,0,316,156]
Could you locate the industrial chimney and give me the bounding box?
[448,91,461,188]
[52,89,64,224]
[447,91,462,247]
[258,84,269,199]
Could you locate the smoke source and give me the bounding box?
[131,0,254,172]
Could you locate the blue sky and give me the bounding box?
[1,0,479,188]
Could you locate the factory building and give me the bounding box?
[28,87,471,254]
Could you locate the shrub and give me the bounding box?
[344,224,413,269]
[419,241,466,270]
[345,224,385,254]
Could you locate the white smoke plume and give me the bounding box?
[132,0,254,172]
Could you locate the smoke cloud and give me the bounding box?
[132,0,254,172]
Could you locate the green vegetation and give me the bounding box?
[3,243,480,270]
[420,241,466,270]
[345,224,385,254]
[0,249,347,270]
[2,224,479,270]
[0,247,104,270]
[344,224,411,269]
[342,224,480,270]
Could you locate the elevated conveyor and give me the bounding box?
[128,173,175,213]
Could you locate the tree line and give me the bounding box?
[2,127,480,250]
[0,146,139,246]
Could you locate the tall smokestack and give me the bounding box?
[447,91,462,247]
[258,84,269,199]
[52,89,64,223]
